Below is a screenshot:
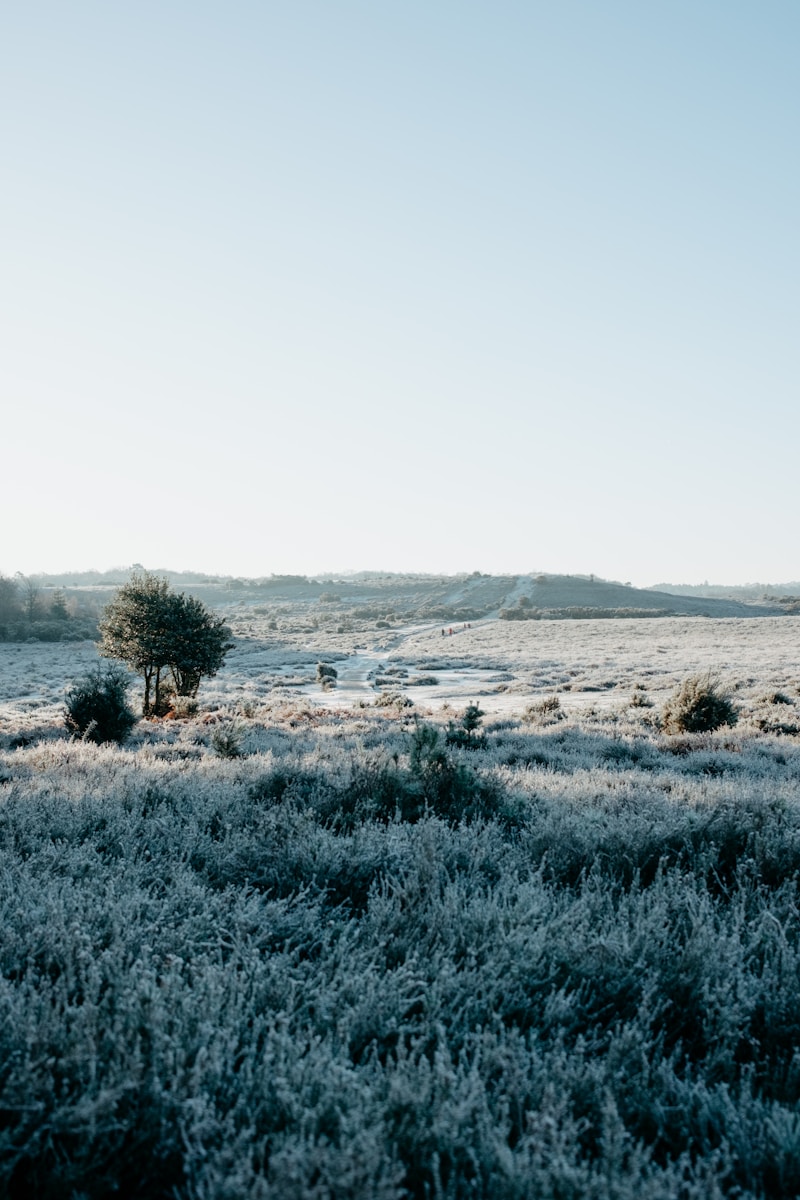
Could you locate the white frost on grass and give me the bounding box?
[213,613,800,720]
[2,613,798,739]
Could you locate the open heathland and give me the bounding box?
[1,607,800,1197]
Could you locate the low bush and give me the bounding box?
[317,663,338,692]
[445,703,485,748]
[763,691,794,706]
[374,692,413,709]
[662,673,738,733]
[64,664,137,744]
[210,721,244,758]
[3,735,800,1197]
[523,695,563,723]
[9,645,800,1199]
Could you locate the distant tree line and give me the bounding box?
[0,575,98,642]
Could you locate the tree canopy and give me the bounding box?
[98,572,233,716]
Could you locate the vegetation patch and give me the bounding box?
[2,718,800,1197]
[64,663,137,744]
[3,602,800,1197]
[662,672,738,733]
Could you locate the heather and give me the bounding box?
[1,612,800,1196]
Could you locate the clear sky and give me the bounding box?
[3,2,798,585]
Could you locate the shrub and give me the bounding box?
[374,691,413,708]
[317,664,338,692]
[662,673,738,734]
[763,691,794,706]
[523,696,563,723]
[407,719,505,822]
[446,703,485,747]
[211,721,244,758]
[64,664,137,744]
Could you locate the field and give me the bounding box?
[2,607,800,1197]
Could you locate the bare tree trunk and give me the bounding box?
[16,575,41,623]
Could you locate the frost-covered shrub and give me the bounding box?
[64,664,137,744]
[8,626,800,1199]
[406,719,510,824]
[3,740,800,1197]
[374,691,413,708]
[762,690,794,706]
[662,673,738,733]
[211,721,244,758]
[523,695,563,724]
[245,729,510,831]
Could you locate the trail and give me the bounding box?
[307,623,440,706]
[304,620,505,711]
[326,652,376,700]
[303,616,636,716]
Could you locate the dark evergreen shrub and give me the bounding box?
[64,665,137,744]
[446,703,486,747]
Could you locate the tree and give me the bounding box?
[98,572,232,716]
[16,573,42,623]
[0,575,21,626]
[98,572,173,716]
[165,592,233,699]
[50,589,71,621]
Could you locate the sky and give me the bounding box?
[2,2,798,586]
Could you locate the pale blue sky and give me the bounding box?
[3,2,798,584]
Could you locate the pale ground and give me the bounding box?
[294,616,800,716]
[1,614,798,739]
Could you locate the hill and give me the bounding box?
[10,569,789,633]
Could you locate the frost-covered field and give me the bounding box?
[3,613,798,733]
[1,615,800,1196]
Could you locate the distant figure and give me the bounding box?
[448,627,453,636]
[442,628,446,637]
